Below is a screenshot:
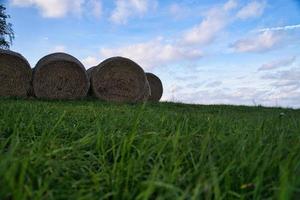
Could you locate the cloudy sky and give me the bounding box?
[3,0,300,107]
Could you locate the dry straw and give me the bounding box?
[0,49,32,97]
[90,57,150,102]
[33,52,89,100]
[146,72,163,101]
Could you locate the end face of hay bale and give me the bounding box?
[0,49,32,98]
[146,72,163,102]
[33,53,89,100]
[91,57,148,102]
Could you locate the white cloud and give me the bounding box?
[258,24,300,32]
[110,0,154,24]
[263,68,300,81]
[163,82,300,108]
[11,0,85,18]
[169,3,182,18]
[258,56,296,71]
[161,64,300,107]
[89,0,102,18]
[237,1,266,19]
[261,68,300,104]
[11,0,102,18]
[170,84,183,93]
[223,0,238,11]
[161,84,184,102]
[53,45,66,52]
[232,31,280,53]
[181,0,236,46]
[81,56,100,68]
[99,38,202,69]
[206,81,222,87]
[11,0,31,6]
[163,87,270,106]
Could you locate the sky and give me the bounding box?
[2,0,300,107]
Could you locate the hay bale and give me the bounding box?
[146,72,163,101]
[0,49,32,97]
[33,53,89,100]
[90,57,149,102]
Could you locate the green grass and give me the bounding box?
[0,99,300,200]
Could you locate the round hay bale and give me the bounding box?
[33,53,89,100]
[91,57,149,102]
[0,49,32,97]
[146,72,163,101]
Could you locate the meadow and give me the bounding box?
[0,99,299,199]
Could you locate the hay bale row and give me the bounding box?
[0,50,163,102]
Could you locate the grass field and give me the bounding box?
[0,99,300,200]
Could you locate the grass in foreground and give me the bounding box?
[0,99,300,200]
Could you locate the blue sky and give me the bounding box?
[3,0,300,107]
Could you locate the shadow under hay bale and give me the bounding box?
[146,72,163,102]
[33,52,89,100]
[87,66,96,96]
[0,49,32,98]
[87,66,95,80]
[90,57,150,103]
